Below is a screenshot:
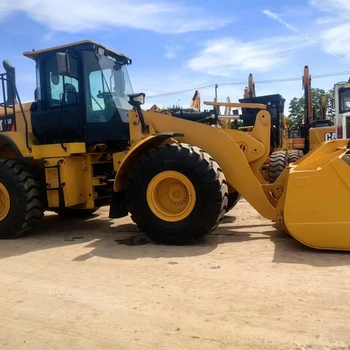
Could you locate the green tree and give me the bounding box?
[288,88,335,129]
[288,96,305,129]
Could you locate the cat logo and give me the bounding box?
[325,132,336,141]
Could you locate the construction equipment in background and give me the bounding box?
[0,40,349,251]
[189,90,201,111]
[334,80,350,140]
[161,90,218,125]
[237,73,303,182]
[238,68,336,182]
[291,66,336,153]
[244,74,256,98]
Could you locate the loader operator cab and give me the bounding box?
[334,83,350,139]
[26,40,133,148]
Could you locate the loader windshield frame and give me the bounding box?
[339,87,350,114]
[83,50,133,124]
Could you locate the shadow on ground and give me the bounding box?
[0,210,349,267]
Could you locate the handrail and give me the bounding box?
[0,72,31,152]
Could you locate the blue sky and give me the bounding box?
[1,0,350,115]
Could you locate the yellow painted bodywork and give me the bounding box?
[204,101,267,110]
[283,140,350,250]
[309,126,336,150]
[292,137,305,150]
[44,156,90,208]
[44,153,113,209]
[32,143,86,159]
[115,107,277,221]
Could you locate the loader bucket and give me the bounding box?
[281,140,350,250]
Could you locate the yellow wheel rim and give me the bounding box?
[146,171,196,222]
[0,183,10,222]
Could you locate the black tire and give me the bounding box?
[54,208,99,218]
[226,191,240,212]
[126,143,228,245]
[0,159,44,239]
[287,150,304,164]
[287,150,300,164]
[269,151,288,183]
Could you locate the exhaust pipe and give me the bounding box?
[3,60,17,106]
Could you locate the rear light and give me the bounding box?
[337,125,343,138]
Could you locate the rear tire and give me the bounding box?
[269,151,288,183]
[126,143,228,245]
[0,159,44,239]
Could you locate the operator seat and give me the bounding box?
[64,83,78,105]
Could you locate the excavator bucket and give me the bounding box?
[281,140,350,250]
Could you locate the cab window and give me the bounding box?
[44,55,79,107]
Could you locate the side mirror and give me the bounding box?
[330,98,335,109]
[128,93,145,107]
[56,52,78,78]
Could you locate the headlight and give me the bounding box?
[128,93,146,107]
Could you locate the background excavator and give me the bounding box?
[290,65,336,154]
[0,40,349,251]
[225,67,337,182]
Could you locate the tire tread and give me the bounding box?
[0,159,44,239]
[126,143,228,245]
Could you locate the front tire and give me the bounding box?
[0,159,44,239]
[126,143,228,245]
[269,151,288,183]
[226,191,240,212]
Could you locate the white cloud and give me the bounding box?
[310,0,350,60]
[187,36,312,77]
[0,0,231,34]
[262,9,300,35]
[310,0,350,15]
[322,23,350,60]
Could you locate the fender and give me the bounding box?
[0,134,24,159]
[113,132,184,192]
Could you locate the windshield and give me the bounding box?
[83,50,133,123]
[339,88,350,113]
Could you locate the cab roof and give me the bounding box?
[23,39,131,62]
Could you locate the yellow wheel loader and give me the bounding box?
[0,40,349,250]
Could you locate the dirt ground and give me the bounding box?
[0,199,350,350]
